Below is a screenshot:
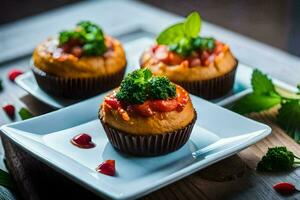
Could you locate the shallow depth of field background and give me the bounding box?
[1,0,299,56]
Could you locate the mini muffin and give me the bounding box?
[33,21,126,99]
[140,12,237,99]
[99,69,196,156]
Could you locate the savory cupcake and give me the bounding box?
[140,12,237,99]
[99,69,196,156]
[33,21,126,99]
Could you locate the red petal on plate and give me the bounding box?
[96,160,115,176]
[2,104,15,119]
[8,69,23,82]
[71,133,95,149]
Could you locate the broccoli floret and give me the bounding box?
[116,69,177,104]
[256,146,300,172]
[116,69,152,104]
[148,77,176,100]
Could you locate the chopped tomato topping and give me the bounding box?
[71,46,83,58]
[214,42,224,55]
[104,95,121,110]
[152,42,227,67]
[154,45,169,63]
[129,102,154,117]
[103,86,189,119]
[190,58,201,67]
[150,99,179,112]
[168,52,183,65]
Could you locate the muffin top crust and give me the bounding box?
[140,43,236,81]
[100,69,195,135]
[33,21,126,78]
[140,12,237,81]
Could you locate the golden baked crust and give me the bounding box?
[100,94,195,136]
[33,36,126,78]
[140,48,237,81]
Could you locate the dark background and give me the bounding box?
[1,0,300,56]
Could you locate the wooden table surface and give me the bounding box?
[1,1,300,199]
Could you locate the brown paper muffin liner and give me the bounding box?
[32,65,126,99]
[174,61,238,100]
[99,112,197,156]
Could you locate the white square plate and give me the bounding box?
[1,93,271,199]
[15,37,251,109]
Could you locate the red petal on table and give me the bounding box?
[273,182,296,194]
[96,160,115,176]
[2,104,15,119]
[8,69,23,82]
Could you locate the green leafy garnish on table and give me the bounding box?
[156,12,215,56]
[116,69,176,104]
[231,69,300,143]
[257,146,300,172]
[0,169,13,189]
[59,21,107,56]
[18,107,33,120]
[277,101,300,142]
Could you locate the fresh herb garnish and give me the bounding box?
[59,21,107,56]
[277,100,300,142]
[156,12,215,56]
[116,69,176,104]
[231,69,300,143]
[257,146,300,172]
[232,69,281,114]
[18,107,33,120]
[148,77,176,100]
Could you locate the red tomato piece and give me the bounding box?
[154,45,169,63]
[131,102,154,117]
[168,52,183,65]
[190,58,201,67]
[150,99,178,112]
[104,96,121,110]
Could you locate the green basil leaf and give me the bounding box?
[231,93,281,114]
[156,23,185,45]
[251,69,277,95]
[184,12,201,38]
[278,100,300,142]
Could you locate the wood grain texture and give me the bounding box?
[3,107,300,200]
